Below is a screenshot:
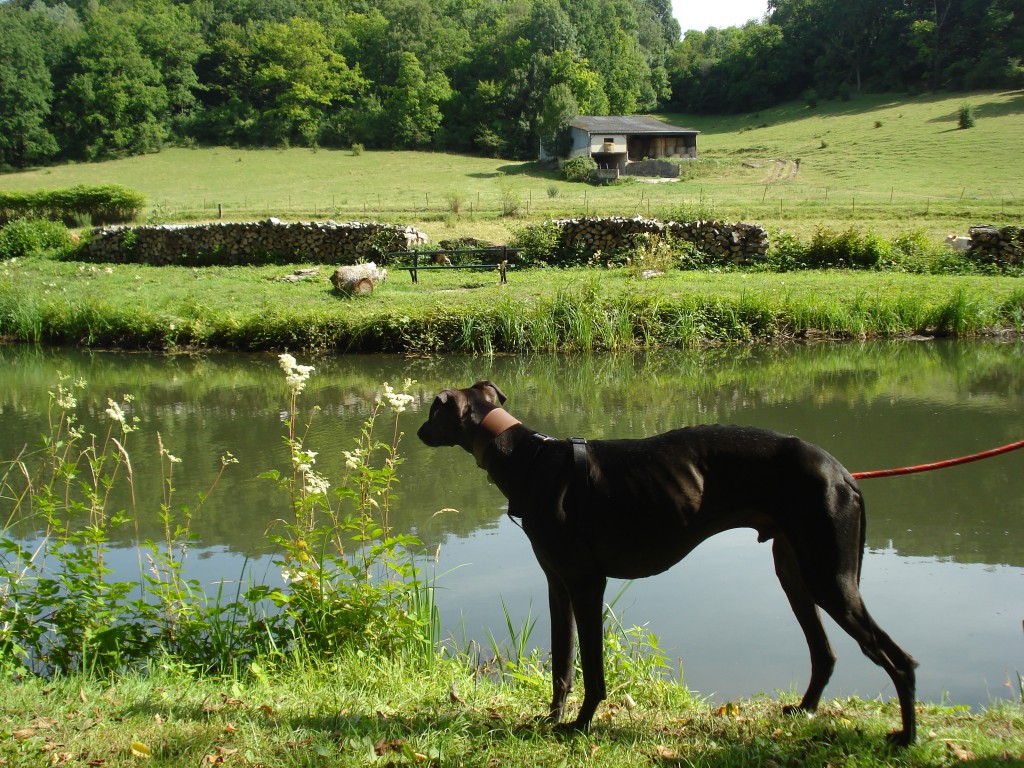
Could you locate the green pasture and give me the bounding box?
[0,91,1021,244]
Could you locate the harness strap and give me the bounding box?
[569,437,589,494]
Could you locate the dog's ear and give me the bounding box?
[472,380,507,405]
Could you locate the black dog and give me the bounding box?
[418,381,917,745]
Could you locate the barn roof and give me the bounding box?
[570,116,699,135]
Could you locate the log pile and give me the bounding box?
[77,219,428,266]
[967,225,1023,267]
[548,216,769,265]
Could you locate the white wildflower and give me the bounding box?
[304,471,331,496]
[342,448,365,470]
[106,398,126,424]
[279,353,314,395]
[379,382,415,414]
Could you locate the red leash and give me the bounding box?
[851,439,1024,480]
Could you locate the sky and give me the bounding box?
[672,0,770,33]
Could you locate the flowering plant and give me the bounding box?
[257,356,435,657]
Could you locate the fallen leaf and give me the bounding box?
[79,687,88,704]
[590,744,600,759]
[448,686,465,705]
[223,723,238,733]
[622,693,637,710]
[946,742,974,762]
[14,728,36,740]
[655,745,678,759]
[374,738,407,756]
[130,741,152,759]
[257,704,274,718]
[715,702,741,717]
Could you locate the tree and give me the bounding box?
[53,5,169,159]
[248,18,365,146]
[0,7,59,166]
[383,51,452,148]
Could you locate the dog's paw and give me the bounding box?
[885,729,914,749]
[781,704,815,719]
[553,720,590,738]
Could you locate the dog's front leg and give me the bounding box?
[546,577,576,723]
[567,576,608,730]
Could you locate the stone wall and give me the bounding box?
[551,216,770,264]
[76,219,428,265]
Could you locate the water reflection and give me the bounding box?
[2,340,1023,707]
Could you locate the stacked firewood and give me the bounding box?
[77,219,428,265]
[549,216,770,264]
[967,225,1023,266]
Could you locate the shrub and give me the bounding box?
[498,181,523,217]
[510,220,562,266]
[807,227,894,269]
[351,142,364,156]
[623,234,680,276]
[958,104,976,129]
[888,230,973,274]
[0,217,75,260]
[763,230,810,271]
[444,190,468,215]
[0,185,145,225]
[561,155,597,183]
[803,88,819,108]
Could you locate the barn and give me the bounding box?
[543,115,700,178]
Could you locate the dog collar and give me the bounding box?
[473,408,522,467]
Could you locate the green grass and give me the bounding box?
[3,257,1023,352]
[0,91,1021,244]
[3,654,1022,767]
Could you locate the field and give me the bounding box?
[1,91,1022,244]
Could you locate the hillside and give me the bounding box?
[1,91,1021,243]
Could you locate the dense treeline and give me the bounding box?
[0,0,1021,169]
[669,0,1024,112]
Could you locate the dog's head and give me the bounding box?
[417,381,507,450]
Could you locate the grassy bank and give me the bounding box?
[5,656,1023,768]
[2,255,1023,352]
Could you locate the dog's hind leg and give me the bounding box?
[818,586,918,746]
[565,576,608,730]
[772,536,837,715]
[545,576,576,723]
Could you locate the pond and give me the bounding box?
[1,341,1022,710]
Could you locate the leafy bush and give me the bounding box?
[498,181,523,217]
[958,104,976,129]
[0,185,145,225]
[623,234,681,276]
[763,230,810,271]
[807,226,894,268]
[561,155,597,183]
[510,220,562,266]
[0,217,75,260]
